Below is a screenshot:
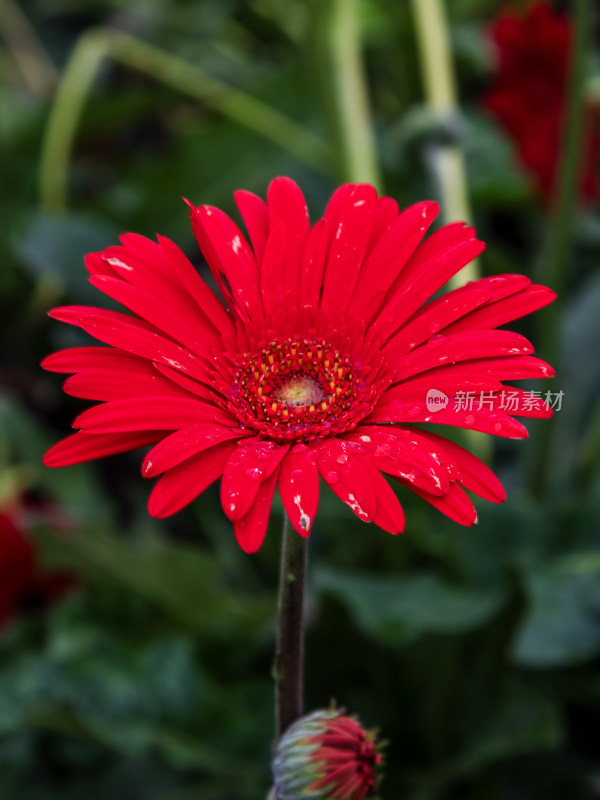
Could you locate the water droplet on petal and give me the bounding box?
[494,422,503,433]
[429,321,442,333]
[254,448,272,461]
[344,441,364,453]
[336,453,349,465]
[245,467,263,481]
[290,469,303,480]
[407,406,422,418]
[292,443,309,454]
[465,414,476,427]
[373,443,392,458]
[326,470,340,484]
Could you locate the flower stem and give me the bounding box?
[410,0,478,286]
[309,0,382,189]
[39,28,331,212]
[274,515,308,739]
[529,0,591,498]
[411,0,488,462]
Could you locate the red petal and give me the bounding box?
[393,330,534,383]
[73,397,233,433]
[374,228,485,339]
[369,401,530,437]
[192,206,262,319]
[345,427,448,495]
[189,205,261,320]
[234,189,270,264]
[359,458,405,534]
[220,442,289,521]
[75,311,210,383]
[157,235,234,334]
[49,305,130,326]
[366,195,399,252]
[298,218,329,308]
[267,177,310,309]
[321,184,378,314]
[148,442,236,518]
[383,282,492,358]
[88,275,216,356]
[413,430,505,503]
[43,431,161,467]
[352,201,439,322]
[233,470,279,553]
[260,221,287,316]
[317,442,377,522]
[384,369,504,403]
[278,445,320,536]
[85,252,118,277]
[406,482,479,526]
[63,367,193,401]
[41,346,141,373]
[99,234,231,336]
[149,363,219,403]
[142,424,246,477]
[444,284,556,334]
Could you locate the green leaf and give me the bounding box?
[512,556,600,667]
[33,524,273,638]
[451,679,562,776]
[17,212,119,301]
[316,568,505,646]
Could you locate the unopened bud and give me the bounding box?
[272,708,383,800]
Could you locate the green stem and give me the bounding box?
[310,0,382,188]
[411,0,478,287]
[411,0,488,461]
[274,515,308,739]
[529,0,590,497]
[0,0,58,96]
[39,28,331,212]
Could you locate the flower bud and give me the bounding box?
[272,709,383,800]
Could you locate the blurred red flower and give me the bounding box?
[44,179,555,552]
[0,503,74,628]
[483,2,600,204]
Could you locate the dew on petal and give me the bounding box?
[326,470,340,484]
[245,467,263,481]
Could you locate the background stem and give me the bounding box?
[411,0,478,287]
[39,29,330,212]
[529,0,590,497]
[310,0,381,189]
[274,516,308,739]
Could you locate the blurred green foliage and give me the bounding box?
[1,0,599,798]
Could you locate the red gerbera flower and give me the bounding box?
[43,178,555,552]
[0,507,73,627]
[272,709,382,800]
[483,2,600,204]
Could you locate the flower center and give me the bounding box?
[219,329,390,442]
[276,375,324,408]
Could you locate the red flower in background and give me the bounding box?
[0,505,73,628]
[44,178,555,553]
[483,2,600,204]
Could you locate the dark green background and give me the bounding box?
[1,1,599,798]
